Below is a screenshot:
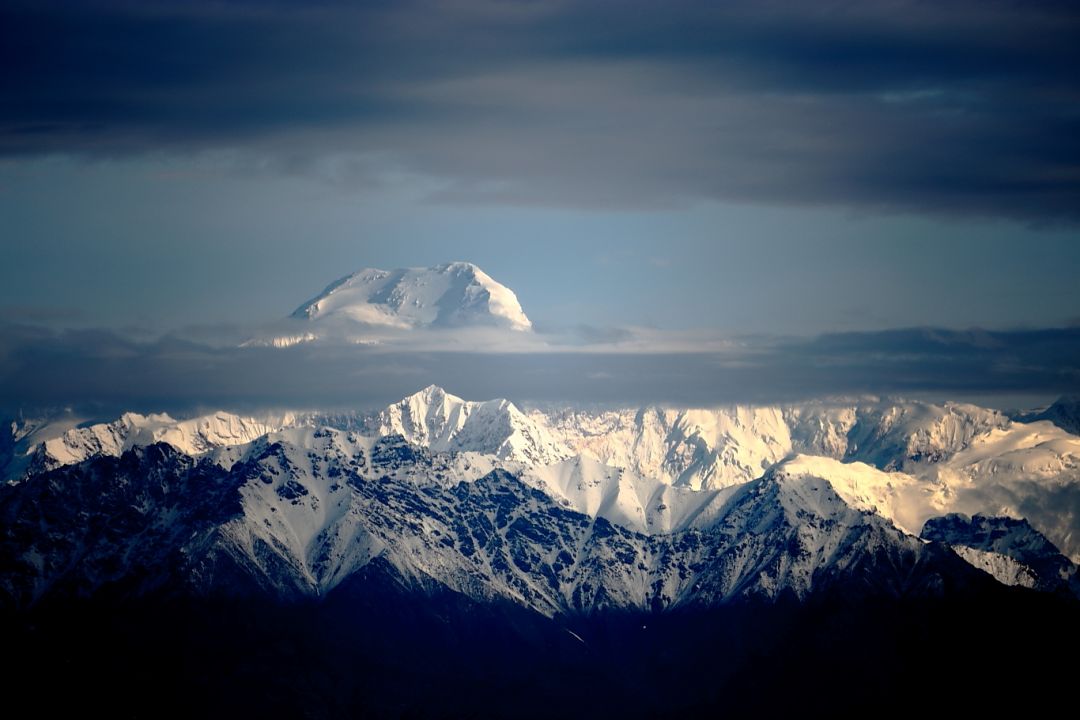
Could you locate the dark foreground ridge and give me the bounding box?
[2,439,1078,717]
[3,578,1077,718]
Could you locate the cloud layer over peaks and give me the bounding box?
[3,321,1079,415]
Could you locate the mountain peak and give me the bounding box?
[407,384,455,403]
[764,454,932,536]
[433,260,481,273]
[371,385,570,465]
[290,262,532,332]
[1021,395,1080,435]
[921,513,1080,595]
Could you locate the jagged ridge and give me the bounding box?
[921,513,1080,596]
[0,434,991,614]
[7,387,1080,564]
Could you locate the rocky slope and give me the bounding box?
[921,513,1080,596]
[0,433,989,614]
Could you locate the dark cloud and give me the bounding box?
[1,1,1078,219]
[2,322,1079,416]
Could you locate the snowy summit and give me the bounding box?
[293,261,532,332]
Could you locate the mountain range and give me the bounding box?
[9,385,1080,547]
[5,385,1079,716]
[3,263,1078,717]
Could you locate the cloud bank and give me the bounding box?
[2,0,1079,220]
[3,321,1079,415]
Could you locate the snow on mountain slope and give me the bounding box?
[0,435,991,614]
[946,546,1039,589]
[2,411,92,481]
[4,385,564,479]
[4,391,1020,493]
[921,514,1080,595]
[530,405,795,490]
[682,468,974,604]
[1014,395,1080,436]
[368,385,569,466]
[220,428,501,595]
[788,401,1012,469]
[523,455,737,535]
[231,447,969,613]
[225,428,382,593]
[15,410,296,479]
[763,430,1080,566]
[5,413,84,447]
[7,387,1079,564]
[526,399,1011,492]
[292,262,532,332]
[763,455,945,536]
[914,421,1080,562]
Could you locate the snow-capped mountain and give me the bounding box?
[10,379,1080,716]
[527,401,1080,562]
[365,385,568,466]
[5,410,297,481]
[274,262,532,345]
[2,386,569,479]
[529,405,796,491]
[523,455,735,536]
[909,419,1080,561]
[7,386,1080,565]
[921,514,1080,596]
[759,455,939,536]
[526,400,1012,491]
[1015,395,1080,436]
[0,433,989,613]
[5,282,1077,716]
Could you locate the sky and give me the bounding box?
[2,0,1080,412]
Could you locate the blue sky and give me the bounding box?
[3,155,1079,335]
